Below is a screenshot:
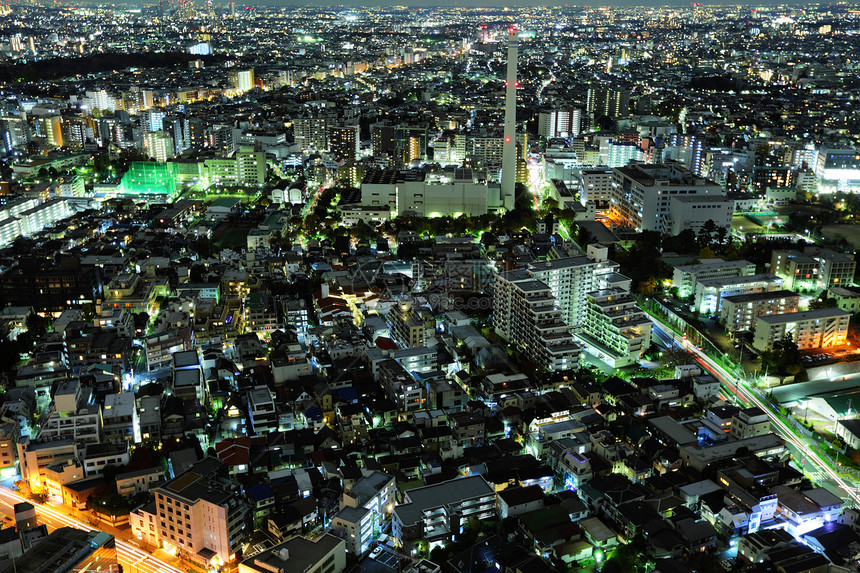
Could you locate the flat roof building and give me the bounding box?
[238,534,346,573]
[753,308,851,351]
[392,475,495,545]
[720,290,800,333]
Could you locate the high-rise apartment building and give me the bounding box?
[144,131,174,162]
[538,108,582,138]
[329,125,358,161]
[586,87,630,118]
[493,269,581,371]
[582,288,653,367]
[235,69,255,93]
[293,117,329,152]
[236,146,266,185]
[527,245,651,367]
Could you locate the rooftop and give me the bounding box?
[757,308,851,325]
[240,534,343,573]
[395,475,494,527]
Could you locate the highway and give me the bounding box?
[650,317,860,506]
[0,487,186,573]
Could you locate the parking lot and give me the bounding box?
[373,549,400,570]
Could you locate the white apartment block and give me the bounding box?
[694,273,784,315]
[493,270,581,372]
[581,289,653,368]
[392,476,495,545]
[673,259,757,299]
[820,251,856,289]
[102,392,138,442]
[771,249,855,293]
[37,379,101,444]
[331,505,373,556]
[753,308,851,351]
[528,254,620,330]
[610,162,724,233]
[719,290,800,332]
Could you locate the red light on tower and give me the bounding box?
[505,137,511,143]
[515,81,520,87]
[509,27,517,34]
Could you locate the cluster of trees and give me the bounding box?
[761,334,802,376]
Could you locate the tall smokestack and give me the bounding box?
[501,27,518,203]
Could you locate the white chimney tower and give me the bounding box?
[501,27,519,203]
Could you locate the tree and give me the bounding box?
[576,224,593,247]
[192,237,212,259]
[189,264,207,283]
[716,226,728,248]
[809,296,838,310]
[133,312,149,333]
[762,334,801,375]
[699,245,716,259]
[542,197,559,212]
[662,229,698,254]
[698,219,718,247]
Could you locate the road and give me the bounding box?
[0,488,187,573]
[650,317,860,506]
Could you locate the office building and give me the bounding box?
[360,169,513,217]
[493,270,582,372]
[579,168,614,208]
[719,290,800,333]
[17,437,78,491]
[753,308,850,351]
[0,528,117,573]
[815,148,860,191]
[665,195,734,236]
[0,256,102,315]
[153,457,249,569]
[609,162,724,233]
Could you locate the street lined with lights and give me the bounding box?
[0,487,186,573]
[651,316,860,507]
